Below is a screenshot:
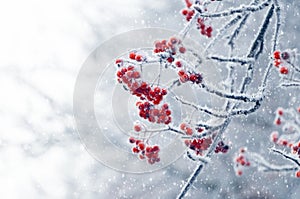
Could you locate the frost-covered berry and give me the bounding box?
[134,124,142,132]
[129,52,136,60]
[279,66,288,74]
[273,50,281,59]
[295,170,300,178]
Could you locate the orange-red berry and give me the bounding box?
[273,51,281,59]
[135,55,143,62]
[295,170,300,178]
[279,66,288,74]
[179,47,186,54]
[129,52,136,60]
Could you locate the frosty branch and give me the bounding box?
[111,0,299,198]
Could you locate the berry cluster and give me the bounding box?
[129,51,145,62]
[136,101,172,124]
[116,65,141,87]
[197,18,213,38]
[154,36,186,63]
[273,50,289,75]
[133,82,168,105]
[181,8,195,22]
[269,106,300,178]
[129,137,160,164]
[116,57,172,125]
[184,137,212,156]
[273,107,284,126]
[178,70,203,84]
[181,1,213,38]
[271,107,300,147]
[270,131,294,147]
[214,141,229,153]
[180,122,194,135]
[234,148,251,176]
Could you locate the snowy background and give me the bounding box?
[0,0,299,198]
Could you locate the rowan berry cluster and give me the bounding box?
[129,137,160,164]
[214,141,229,153]
[180,122,194,135]
[153,36,186,63]
[180,123,212,155]
[134,83,167,105]
[116,52,172,126]
[116,65,141,87]
[234,148,251,176]
[178,70,202,84]
[129,51,145,62]
[184,137,212,156]
[197,18,213,38]
[268,106,300,178]
[181,0,213,37]
[136,101,172,124]
[273,50,290,75]
[270,106,300,145]
[181,8,195,22]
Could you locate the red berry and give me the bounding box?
[167,57,174,63]
[154,87,161,93]
[236,170,243,176]
[117,71,123,78]
[179,47,186,54]
[180,123,187,130]
[133,71,140,78]
[270,131,279,143]
[175,61,182,67]
[115,59,122,64]
[189,74,197,82]
[132,147,139,153]
[145,146,152,153]
[162,103,169,110]
[153,99,160,105]
[273,50,281,59]
[129,52,136,60]
[197,128,204,133]
[281,51,290,60]
[129,137,135,144]
[152,145,160,152]
[165,110,171,116]
[274,60,281,67]
[279,66,288,74]
[281,140,288,146]
[180,74,189,83]
[138,142,145,150]
[134,124,142,132]
[186,127,193,135]
[277,108,283,116]
[161,89,167,95]
[135,55,143,62]
[185,0,193,8]
[206,26,213,34]
[181,9,188,15]
[275,118,281,125]
[239,148,246,153]
[295,170,300,178]
[178,70,185,76]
